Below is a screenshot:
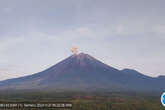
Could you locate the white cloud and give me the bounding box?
[57,27,97,39]
[153,25,165,36]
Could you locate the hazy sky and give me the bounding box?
[0,0,165,80]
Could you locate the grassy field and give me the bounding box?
[0,91,164,110]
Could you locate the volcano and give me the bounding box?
[0,53,164,92]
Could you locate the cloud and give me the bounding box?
[153,25,165,37]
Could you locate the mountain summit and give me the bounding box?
[0,53,164,92]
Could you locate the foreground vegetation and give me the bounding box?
[0,91,164,110]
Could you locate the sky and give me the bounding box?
[0,0,165,80]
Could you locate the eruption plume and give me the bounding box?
[71,46,78,55]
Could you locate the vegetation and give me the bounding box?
[0,91,164,110]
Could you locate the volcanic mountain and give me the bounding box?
[0,53,164,92]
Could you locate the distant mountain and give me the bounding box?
[121,69,165,92]
[0,53,164,92]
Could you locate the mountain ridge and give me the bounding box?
[0,53,164,92]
